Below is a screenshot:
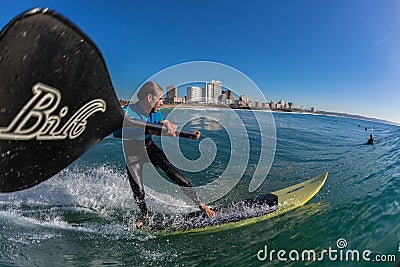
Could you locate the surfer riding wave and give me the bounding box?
[113,81,215,227]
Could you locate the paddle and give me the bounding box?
[0,8,197,193]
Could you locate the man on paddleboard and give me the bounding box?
[114,81,215,227]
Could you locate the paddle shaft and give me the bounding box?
[125,117,198,139]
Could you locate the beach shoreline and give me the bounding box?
[161,104,399,127]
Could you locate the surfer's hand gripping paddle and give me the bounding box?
[0,8,197,192]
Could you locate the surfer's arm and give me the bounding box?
[160,120,177,137]
[146,120,176,137]
[152,120,201,140]
[153,120,201,139]
[192,130,201,140]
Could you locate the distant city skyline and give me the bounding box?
[1,1,399,123]
[164,80,297,110]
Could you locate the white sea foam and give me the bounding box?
[0,164,195,237]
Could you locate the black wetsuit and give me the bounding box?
[114,103,201,217]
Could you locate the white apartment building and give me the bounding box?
[204,80,222,104]
[186,86,203,102]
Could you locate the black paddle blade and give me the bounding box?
[0,8,124,192]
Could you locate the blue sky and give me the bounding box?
[1,0,399,123]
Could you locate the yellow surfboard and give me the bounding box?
[143,172,328,236]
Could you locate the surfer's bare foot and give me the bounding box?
[136,212,149,228]
[200,203,216,218]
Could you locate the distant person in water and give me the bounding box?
[367,134,374,144]
[113,81,215,227]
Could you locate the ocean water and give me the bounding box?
[0,110,399,266]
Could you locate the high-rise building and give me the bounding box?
[165,85,177,104]
[223,89,235,104]
[277,99,285,109]
[187,86,202,102]
[239,95,248,107]
[218,93,227,104]
[262,102,270,109]
[204,80,222,104]
[203,85,212,103]
[212,80,222,99]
